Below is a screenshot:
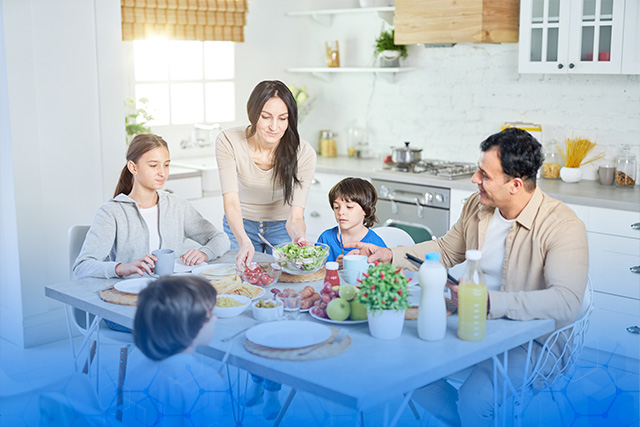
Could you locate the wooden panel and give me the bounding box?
[395,0,519,44]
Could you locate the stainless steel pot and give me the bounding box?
[391,141,422,165]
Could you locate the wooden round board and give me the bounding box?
[279,267,326,283]
[244,327,351,361]
[405,298,457,320]
[100,286,138,306]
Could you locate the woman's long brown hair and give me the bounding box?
[246,80,301,205]
[114,134,169,198]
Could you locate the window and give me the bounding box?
[131,40,235,126]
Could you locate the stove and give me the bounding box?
[383,159,477,179]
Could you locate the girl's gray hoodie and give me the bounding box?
[73,191,230,279]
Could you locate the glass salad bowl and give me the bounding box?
[273,242,330,275]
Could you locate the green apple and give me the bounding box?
[338,284,357,301]
[350,300,368,321]
[326,298,351,321]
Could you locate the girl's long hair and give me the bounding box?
[246,80,301,205]
[114,134,169,198]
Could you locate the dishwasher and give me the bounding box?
[372,178,450,243]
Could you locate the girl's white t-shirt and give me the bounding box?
[139,205,160,253]
[481,208,515,292]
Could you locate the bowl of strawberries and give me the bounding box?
[238,262,282,287]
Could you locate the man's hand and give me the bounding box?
[446,281,459,308]
[344,242,393,264]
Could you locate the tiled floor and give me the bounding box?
[1,335,638,426]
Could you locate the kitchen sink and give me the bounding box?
[172,157,220,194]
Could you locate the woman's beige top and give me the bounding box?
[216,126,317,222]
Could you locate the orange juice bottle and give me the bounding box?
[457,250,487,341]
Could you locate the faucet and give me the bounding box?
[180,123,221,149]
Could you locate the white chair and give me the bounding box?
[372,226,416,247]
[67,225,133,419]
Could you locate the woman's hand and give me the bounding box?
[345,242,393,264]
[115,254,157,277]
[293,235,309,246]
[180,249,209,266]
[236,239,255,271]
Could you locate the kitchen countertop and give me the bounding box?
[168,165,201,179]
[316,156,640,212]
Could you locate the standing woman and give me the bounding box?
[74,134,229,279]
[216,80,317,270]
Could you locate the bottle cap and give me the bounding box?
[425,252,441,261]
[465,249,482,261]
[326,261,339,270]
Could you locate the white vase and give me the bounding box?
[367,309,405,339]
[560,167,583,183]
[379,50,401,68]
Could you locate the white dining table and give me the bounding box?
[45,251,555,426]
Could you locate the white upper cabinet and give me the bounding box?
[519,0,638,74]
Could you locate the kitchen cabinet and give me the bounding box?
[449,188,476,230]
[305,172,346,242]
[394,0,520,44]
[518,0,639,74]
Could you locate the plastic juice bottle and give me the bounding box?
[417,252,447,341]
[457,250,487,342]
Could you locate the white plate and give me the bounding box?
[246,320,332,349]
[309,310,368,325]
[403,269,419,287]
[174,260,206,274]
[114,277,153,295]
[192,263,237,279]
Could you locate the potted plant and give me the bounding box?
[374,29,408,68]
[556,135,604,183]
[125,97,153,145]
[356,262,410,339]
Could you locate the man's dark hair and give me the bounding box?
[134,275,217,361]
[480,128,543,191]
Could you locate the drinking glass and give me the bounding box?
[276,292,301,320]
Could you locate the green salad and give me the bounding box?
[275,243,329,273]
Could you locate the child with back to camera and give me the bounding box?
[124,275,230,426]
[317,177,386,265]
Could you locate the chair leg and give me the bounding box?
[81,340,97,375]
[116,344,131,422]
[407,397,421,420]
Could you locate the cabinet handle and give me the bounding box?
[569,63,575,69]
[631,222,640,230]
[310,211,320,218]
[312,178,319,185]
[631,266,640,274]
[557,63,564,69]
[627,326,640,335]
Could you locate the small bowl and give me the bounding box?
[214,295,251,318]
[238,262,282,287]
[252,299,284,322]
[273,242,330,275]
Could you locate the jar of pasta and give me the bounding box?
[615,145,637,187]
[542,141,562,179]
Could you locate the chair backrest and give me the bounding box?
[372,226,416,247]
[69,225,90,280]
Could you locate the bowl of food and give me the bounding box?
[238,262,282,287]
[273,242,330,275]
[214,295,251,318]
[252,298,284,322]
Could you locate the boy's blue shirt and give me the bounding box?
[317,226,387,262]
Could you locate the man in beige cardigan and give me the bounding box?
[349,128,589,426]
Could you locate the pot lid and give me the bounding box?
[392,141,422,152]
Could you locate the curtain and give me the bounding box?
[121,0,247,42]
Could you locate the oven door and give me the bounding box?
[376,199,449,243]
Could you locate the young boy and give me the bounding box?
[124,275,230,426]
[317,177,387,264]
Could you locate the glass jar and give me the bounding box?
[318,130,337,157]
[615,145,637,187]
[541,140,562,179]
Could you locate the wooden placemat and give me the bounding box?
[244,327,351,361]
[100,286,138,306]
[279,268,326,283]
[405,298,457,320]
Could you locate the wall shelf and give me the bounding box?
[286,6,395,26]
[287,67,416,83]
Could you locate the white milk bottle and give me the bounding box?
[417,252,447,341]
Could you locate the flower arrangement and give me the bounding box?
[356,262,410,313]
[556,135,604,168]
[287,84,313,123]
[125,97,153,144]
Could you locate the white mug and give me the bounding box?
[343,254,370,284]
[152,249,175,276]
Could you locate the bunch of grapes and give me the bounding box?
[310,282,338,318]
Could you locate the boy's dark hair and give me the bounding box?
[328,177,379,228]
[480,127,544,191]
[133,275,217,361]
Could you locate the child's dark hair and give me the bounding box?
[133,275,217,361]
[328,177,379,228]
